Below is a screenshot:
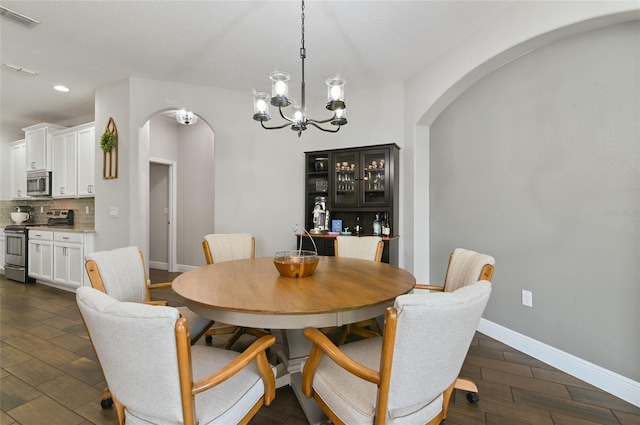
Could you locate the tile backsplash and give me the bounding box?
[0,198,95,228]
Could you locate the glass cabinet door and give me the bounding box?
[361,148,390,207]
[331,151,359,207]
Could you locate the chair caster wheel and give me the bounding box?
[101,397,113,409]
[205,335,213,345]
[466,391,479,403]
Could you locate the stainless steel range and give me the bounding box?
[4,208,75,283]
[5,223,36,283]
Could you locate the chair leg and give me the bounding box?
[225,327,247,349]
[455,377,480,403]
[100,388,113,409]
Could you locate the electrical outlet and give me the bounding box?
[522,290,533,307]
[109,207,118,218]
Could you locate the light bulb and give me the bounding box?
[256,99,267,113]
[330,85,342,101]
[275,81,287,97]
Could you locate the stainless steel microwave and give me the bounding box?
[26,170,51,196]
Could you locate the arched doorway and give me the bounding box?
[141,110,215,272]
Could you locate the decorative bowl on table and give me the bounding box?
[273,250,319,278]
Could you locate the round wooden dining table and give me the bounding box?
[172,256,416,330]
[172,255,415,425]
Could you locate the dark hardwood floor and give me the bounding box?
[1,270,638,424]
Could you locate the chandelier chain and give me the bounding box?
[252,0,345,136]
[301,0,305,51]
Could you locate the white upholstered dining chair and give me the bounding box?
[85,246,214,343]
[302,280,492,425]
[76,286,276,425]
[202,233,270,348]
[333,235,384,343]
[414,247,495,294]
[85,246,215,409]
[334,235,384,262]
[414,247,495,403]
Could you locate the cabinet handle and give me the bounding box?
[63,247,67,255]
[87,185,93,193]
[60,187,65,195]
[62,236,69,240]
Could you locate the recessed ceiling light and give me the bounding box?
[53,85,70,92]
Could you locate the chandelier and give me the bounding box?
[252,0,347,137]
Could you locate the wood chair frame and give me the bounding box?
[302,308,455,425]
[413,249,495,402]
[80,310,276,425]
[332,238,385,344]
[202,236,269,349]
[85,250,214,408]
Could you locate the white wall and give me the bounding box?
[400,1,639,402]
[94,78,131,251]
[94,77,405,267]
[430,21,639,381]
[404,1,640,282]
[148,116,178,267]
[176,122,214,267]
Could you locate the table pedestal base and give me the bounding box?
[291,371,329,425]
[277,329,329,425]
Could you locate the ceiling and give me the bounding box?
[0,1,515,140]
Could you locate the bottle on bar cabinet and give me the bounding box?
[373,213,381,236]
[382,212,391,236]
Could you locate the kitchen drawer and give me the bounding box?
[29,230,53,241]
[54,232,83,244]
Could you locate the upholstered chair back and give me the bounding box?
[443,248,495,292]
[203,233,254,264]
[386,281,491,422]
[334,236,383,262]
[76,287,185,423]
[85,246,147,303]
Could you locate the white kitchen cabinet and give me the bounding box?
[51,123,95,198]
[23,123,65,171]
[53,232,84,288]
[52,132,78,197]
[10,139,30,199]
[28,230,53,281]
[77,125,96,196]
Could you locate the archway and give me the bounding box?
[140,109,215,272]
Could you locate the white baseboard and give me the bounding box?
[478,319,640,408]
[149,262,199,273]
[177,264,198,273]
[149,261,168,271]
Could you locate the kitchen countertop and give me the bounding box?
[1,225,95,233]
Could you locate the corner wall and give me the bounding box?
[430,21,639,381]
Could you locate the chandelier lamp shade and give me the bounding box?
[252,0,347,137]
